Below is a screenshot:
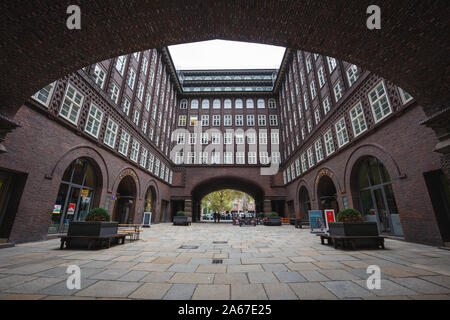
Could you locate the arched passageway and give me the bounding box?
[351,156,403,236]
[143,186,157,224]
[48,157,101,233]
[317,176,339,213]
[190,176,265,222]
[298,186,311,220]
[113,175,137,224]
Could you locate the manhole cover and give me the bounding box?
[179,245,199,249]
[213,241,228,244]
[212,259,223,264]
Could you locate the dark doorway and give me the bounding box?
[424,170,450,243]
[171,200,185,222]
[114,175,137,224]
[0,169,27,241]
[317,176,339,213]
[144,186,157,223]
[299,186,311,220]
[271,200,286,217]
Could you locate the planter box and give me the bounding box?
[173,216,191,226]
[328,222,379,236]
[67,221,118,247]
[265,217,282,226]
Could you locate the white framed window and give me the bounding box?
[213,115,220,126]
[315,139,324,162]
[246,115,255,126]
[137,82,144,101]
[128,68,136,89]
[178,115,186,126]
[295,158,301,176]
[268,99,276,109]
[236,152,245,164]
[148,153,155,172]
[307,147,315,167]
[300,71,305,85]
[369,81,392,122]
[175,151,184,165]
[180,99,188,109]
[324,130,335,156]
[151,104,157,119]
[246,99,254,108]
[224,99,232,109]
[224,152,233,164]
[202,99,210,109]
[190,115,198,126]
[327,57,337,73]
[318,67,325,88]
[224,132,232,144]
[235,115,243,126]
[269,115,278,126]
[110,83,120,104]
[142,57,148,75]
[201,133,209,144]
[257,99,265,109]
[201,115,209,126]
[59,83,84,125]
[248,152,257,164]
[118,130,130,156]
[32,82,56,107]
[334,81,344,102]
[235,133,244,144]
[145,94,151,111]
[187,152,196,164]
[191,99,199,109]
[335,117,349,147]
[213,99,221,109]
[189,133,196,144]
[133,52,141,61]
[154,158,160,176]
[301,127,305,140]
[104,118,118,148]
[310,81,317,99]
[224,115,232,126]
[314,109,321,124]
[93,64,106,89]
[142,120,147,134]
[85,103,103,138]
[306,56,312,73]
[140,148,148,167]
[259,132,267,144]
[271,131,279,144]
[200,152,208,164]
[159,163,165,180]
[235,99,243,109]
[115,55,127,76]
[283,171,287,184]
[122,98,130,115]
[346,64,359,86]
[323,96,331,115]
[303,93,309,110]
[260,152,269,164]
[272,152,280,164]
[307,119,312,133]
[211,132,220,144]
[211,151,220,164]
[149,128,154,140]
[258,115,266,126]
[291,163,296,180]
[398,87,413,104]
[133,110,140,125]
[301,153,307,172]
[177,133,185,144]
[130,139,140,162]
[349,101,367,137]
[247,132,256,144]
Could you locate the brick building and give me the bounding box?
[0,46,448,247]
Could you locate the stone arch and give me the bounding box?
[313,167,343,203]
[296,179,312,219]
[142,179,160,223]
[111,167,141,199]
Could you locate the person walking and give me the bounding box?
[217,211,221,223]
[213,211,218,223]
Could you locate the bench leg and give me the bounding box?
[60,239,65,250]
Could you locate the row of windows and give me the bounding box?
[178,114,278,127]
[181,74,274,81]
[283,81,413,184]
[173,151,281,165]
[182,86,274,92]
[174,131,280,145]
[179,98,276,109]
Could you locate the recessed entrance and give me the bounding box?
[143,186,157,224]
[317,176,339,213]
[299,186,311,220]
[114,175,137,224]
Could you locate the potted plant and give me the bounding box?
[67,208,118,247]
[328,208,378,237]
[173,211,191,226]
[265,212,282,226]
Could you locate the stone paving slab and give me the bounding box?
[263,283,298,300]
[75,280,142,298]
[141,272,174,283]
[169,273,214,284]
[192,284,230,300]
[390,277,450,294]
[352,279,418,296]
[163,283,196,300]
[274,271,307,283]
[39,279,98,296]
[320,281,374,299]
[128,283,171,299]
[288,283,337,300]
[5,277,63,294]
[231,284,268,300]
[214,273,249,285]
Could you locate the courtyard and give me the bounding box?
[0,223,449,300]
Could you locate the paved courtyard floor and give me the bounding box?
[0,223,449,300]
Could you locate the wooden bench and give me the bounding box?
[318,233,385,250]
[118,224,144,241]
[295,219,310,229]
[59,234,126,250]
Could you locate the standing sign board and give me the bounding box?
[324,209,336,230]
[309,210,325,233]
[142,211,152,228]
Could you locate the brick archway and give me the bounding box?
[1,0,449,121]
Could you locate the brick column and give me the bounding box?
[263,199,272,217]
[184,198,192,218]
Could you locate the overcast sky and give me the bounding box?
[168,40,286,70]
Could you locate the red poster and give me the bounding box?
[325,209,335,229]
[67,203,76,215]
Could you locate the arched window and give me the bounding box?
[213,99,221,109]
[268,98,276,109]
[191,99,199,109]
[257,99,265,108]
[202,99,210,109]
[180,99,187,109]
[246,99,254,108]
[235,99,243,109]
[224,99,232,109]
[49,158,97,234]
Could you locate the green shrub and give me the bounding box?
[85,208,110,222]
[336,208,363,222]
[269,211,279,217]
[176,211,186,216]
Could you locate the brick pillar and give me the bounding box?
[184,198,192,218]
[263,199,272,217]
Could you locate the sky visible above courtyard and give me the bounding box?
[168,40,286,70]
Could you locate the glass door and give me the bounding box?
[61,187,81,233]
[373,187,391,234]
